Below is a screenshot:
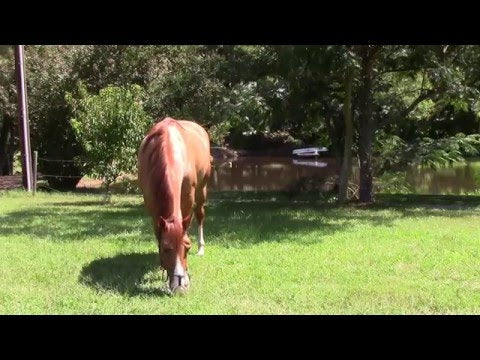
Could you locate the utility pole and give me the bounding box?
[14,45,33,192]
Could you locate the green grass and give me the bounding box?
[1,190,480,314]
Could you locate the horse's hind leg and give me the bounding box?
[194,184,207,256]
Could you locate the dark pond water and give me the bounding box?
[209,157,338,192]
[405,160,480,195]
[209,156,480,195]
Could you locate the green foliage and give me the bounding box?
[207,122,233,146]
[66,84,152,191]
[376,131,480,174]
[0,47,16,119]
[145,46,278,145]
[376,71,436,122]
[374,131,409,173]
[413,133,480,169]
[2,44,480,199]
[19,45,171,189]
[25,46,85,188]
[375,171,414,194]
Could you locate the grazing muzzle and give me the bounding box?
[157,214,193,295]
[161,265,190,296]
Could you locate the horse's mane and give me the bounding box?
[141,118,181,219]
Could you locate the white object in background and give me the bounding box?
[292,147,328,157]
[292,159,328,168]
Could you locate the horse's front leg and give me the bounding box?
[194,184,207,256]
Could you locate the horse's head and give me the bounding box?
[157,213,193,295]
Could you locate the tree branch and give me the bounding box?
[400,89,437,118]
[380,67,436,75]
[380,88,439,128]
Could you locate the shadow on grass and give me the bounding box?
[0,205,152,241]
[79,252,171,297]
[1,191,479,246]
[376,193,480,210]
[211,191,480,210]
[46,201,144,209]
[48,201,110,207]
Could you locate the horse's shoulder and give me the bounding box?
[178,120,208,138]
[147,118,209,149]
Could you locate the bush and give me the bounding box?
[375,171,414,194]
[66,84,152,194]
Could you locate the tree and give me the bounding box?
[18,45,171,189]
[3,44,479,200]
[373,45,480,175]
[21,46,85,188]
[67,84,152,195]
[354,45,382,203]
[338,65,355,203]
[0,46,17,176]
[145,45,279,146]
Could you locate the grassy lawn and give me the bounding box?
[1,190,480,314]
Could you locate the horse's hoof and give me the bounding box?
[171,286,188,296]
[197,248,205,256]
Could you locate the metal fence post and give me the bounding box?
[14,45,33,192]
[33,150,38,195]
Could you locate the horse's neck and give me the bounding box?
[140,121,187,221]
[158,129,185,219]
[160,180,182,220]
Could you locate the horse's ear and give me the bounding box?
[158,216,174,230]
[182,213,193,231]
[158,216,167,230]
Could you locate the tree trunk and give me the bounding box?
[103,181,112,203]
[357,46,379,203]
[0,114,14,175]
[324,110,344,169]
[338,67,354,204]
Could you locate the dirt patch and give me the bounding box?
[76,177,104,189]
[76,174,139,194]
[0,175,23,190]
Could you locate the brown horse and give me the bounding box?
[138,117,211,295]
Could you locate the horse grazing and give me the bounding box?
[138,117,211,295]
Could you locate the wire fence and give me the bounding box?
[36,156,84,179]
[33,155,140,196]
[38,157,77,163]
[40,175,83,178]
[4,152,126,193]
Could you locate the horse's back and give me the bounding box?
[138,118,211,192]
[176,120,211,186]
